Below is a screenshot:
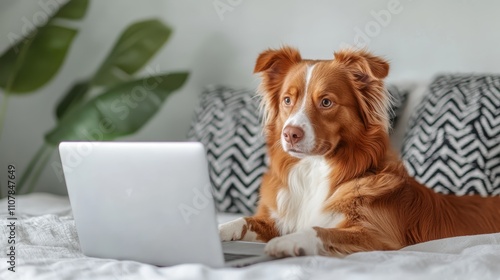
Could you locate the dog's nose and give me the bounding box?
[283,126,304,145]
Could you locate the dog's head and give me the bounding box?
[255,46,391,174]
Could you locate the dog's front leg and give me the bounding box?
[219,216,280,243]
[265,226,397,257]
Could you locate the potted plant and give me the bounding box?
[0,0,189,196]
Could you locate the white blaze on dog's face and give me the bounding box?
[280,65,317,158]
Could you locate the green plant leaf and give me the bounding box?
[0,0,88,94]
[45,72,189,144]
[92,19,172,86]
[55,80,91,119]
[0,25,77,93]
[54,0,89,20]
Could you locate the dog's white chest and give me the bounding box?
[273,156,345,235]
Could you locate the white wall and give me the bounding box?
[1,0,499,195]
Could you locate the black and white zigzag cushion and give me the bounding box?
[402,74,500,195]
[188,85,409,214]
[187,86,268,214]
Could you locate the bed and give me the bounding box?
[1,193,500,280]
[2,75,499,279]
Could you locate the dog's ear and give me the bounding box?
[254,46,302,127]
[334,49,390,131]
[334,49,389,84]
[254,46,301,93]
[254,46,302,74]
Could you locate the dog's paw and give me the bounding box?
[265,228,321,258]
[218,217,247,241]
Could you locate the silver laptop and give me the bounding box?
[59,141,272,267]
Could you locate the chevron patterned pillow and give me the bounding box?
[402,74,500,195]
[188,85,409,214]
[187,86,267,214]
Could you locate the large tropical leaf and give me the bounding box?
[0,0,88,93]
[54,0,89,19]
[92,19,172,86]
[55,80,91,119]
[55,19,171,120]
[45,72,188,144]
[0,25,77,93]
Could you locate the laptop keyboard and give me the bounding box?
[224,253,258,262]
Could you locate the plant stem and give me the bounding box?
[0,36,38,195]
[25,144,54,194]
[0,35,35,142]
[17,142,51,193]
[0,86,11,199]
[0,93,9,140]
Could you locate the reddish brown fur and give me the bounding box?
[243,216,279,242]
[243,46,500,256]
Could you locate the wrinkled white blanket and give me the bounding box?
[1,193,500,280]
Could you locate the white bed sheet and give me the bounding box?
[1,193,500,280]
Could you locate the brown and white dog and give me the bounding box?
[219,46,500,258]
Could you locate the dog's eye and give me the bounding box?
[320,98,333,108]
[284,97,292,105]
